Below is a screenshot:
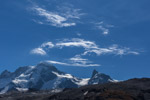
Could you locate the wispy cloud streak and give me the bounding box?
[31,38,139,56]
[30,4,84,27]
[55,38,139,56]
[30,38,139,67]
[30,48,46,55]
[95,22,114,35]
[46,55,100,67]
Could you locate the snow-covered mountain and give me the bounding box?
[88,70,114,85]
[0,62,114,94]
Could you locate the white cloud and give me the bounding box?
[46,60,69,66]
[31,38,139,56]
[30,4,83,27]
[69,55,100,66]
[127,51,139,55]
[55,38,139,56]
[70,55,89,64]
[57,6,84,19]
[56,38,98,49]
[95,21,114,35]
[46,56,100,67]
[97,25,109,35]
[30,38,139,67]
[83,44,139,56]
[41,42,54,48]
[77,33,82,36]
[30,42,54,55]
[32,19,44,25]
[30,48,46,55]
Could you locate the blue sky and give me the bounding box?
[0,0,150,80]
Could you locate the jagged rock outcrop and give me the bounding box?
[88,69,113,85]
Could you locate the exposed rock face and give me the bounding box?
[88,69,113,85]
[0,70,12,78]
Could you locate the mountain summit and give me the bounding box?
[88,69,113,85]
[0,62,115,94]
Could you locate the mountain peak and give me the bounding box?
[89,70,113,85]
[91,69,99,78]
[1,70,11,74]
[0,70,11,78]
[36,62,58,72]
[37,61,53,66]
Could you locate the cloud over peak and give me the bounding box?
[46,55,100,67]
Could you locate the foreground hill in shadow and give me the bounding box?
[47,78,150,100]
[0,78,150,100]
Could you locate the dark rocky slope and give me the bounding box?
[0,78,150,100]
[46,78,150,100]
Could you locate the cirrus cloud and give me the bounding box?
[30,38,139,67]
[30,48,46,56]
[45,55,100,67]
[30,38,139,56]
[29,3,84,27]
